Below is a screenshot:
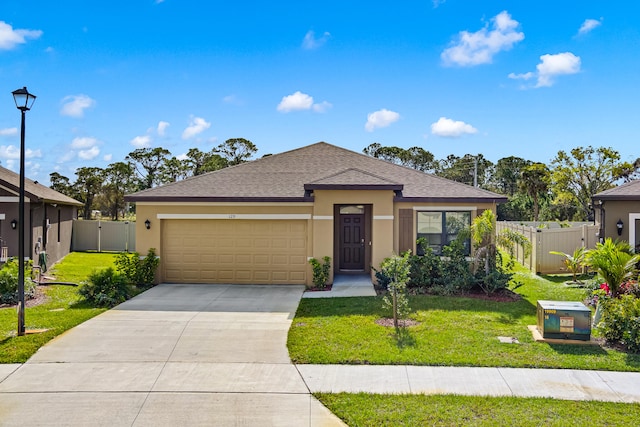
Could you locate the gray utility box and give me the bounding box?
[537,300,591,341]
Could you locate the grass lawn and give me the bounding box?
[288,267,640,371]
[316,393,640,427]
[0,252,117,363]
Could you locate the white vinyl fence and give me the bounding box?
[496,221,599,275]
[71,220,136,252]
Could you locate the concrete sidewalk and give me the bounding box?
[297,364,640,403]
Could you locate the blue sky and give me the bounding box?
[1,1,638,184]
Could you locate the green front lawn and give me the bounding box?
[0,252,117,363]
[317,393,640,427]
[288,269,640,371]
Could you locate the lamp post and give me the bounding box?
[12,87,36,336]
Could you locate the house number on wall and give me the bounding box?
[228,214,236,219]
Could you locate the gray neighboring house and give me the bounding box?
[0,166,82,269]
[592,179,640,251]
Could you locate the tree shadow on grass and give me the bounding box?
[393,327,417,349]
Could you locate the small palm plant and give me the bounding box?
[585,239,640,298]
[549,247,587,284]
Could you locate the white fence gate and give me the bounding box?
[496,222,599,275]
[71,220,136,252]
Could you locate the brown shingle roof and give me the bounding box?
[593,179,640,201]
[0,166,83,206]
[126,142,507,203]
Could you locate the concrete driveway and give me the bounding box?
[0,284,345,426]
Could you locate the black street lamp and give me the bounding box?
[12,87,36,336]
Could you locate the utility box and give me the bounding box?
[537,300,591,341]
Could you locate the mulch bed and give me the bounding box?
[305,284,333,292]
[0,285,50,309]
[375,318,421,328]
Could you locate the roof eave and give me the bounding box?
[395,196,508,204]
[304,184,403,191]
[124,195,315,203]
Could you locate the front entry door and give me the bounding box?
[339,214,365,270]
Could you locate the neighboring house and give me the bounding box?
[125,142,507,286]
[592,179,640,251]
[0,166,82,269]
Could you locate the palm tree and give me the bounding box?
[549,247,587,284]
[585,239,640,297]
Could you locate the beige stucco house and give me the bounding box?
[593,180,640,251]
[125,142,507,286]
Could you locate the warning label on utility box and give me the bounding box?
[560,317,574,333]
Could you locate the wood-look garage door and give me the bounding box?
[162,219,307,284]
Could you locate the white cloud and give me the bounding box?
[365,109,400,132]
[509,52,581,88]
[536,52,581,87]
[302,30,331,50]
[130,135,152,148]
[432,0,446,7]
[0,145,42,160]
[0,128,17,136]
[60,94,96,118]
[78,146,100,160]
[182,116,211,139]
[223,94,243,105]
[430,117,478,137]
[176,152,189,161]
[70,136,98,149]
[157,121,170,136]
[0,21,42,50]
[277,91,332,113]
[441,11,524,67]
[578,18,602,35]
[103,154,113,162]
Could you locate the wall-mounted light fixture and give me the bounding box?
[144,219,151,230]
[617,219,624,236]
[10,219,17,230]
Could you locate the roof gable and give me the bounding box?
[0,167,82,206]
[593,179,640,201]
[126,142,506,203]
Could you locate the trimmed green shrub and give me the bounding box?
[0,258,36,305]
[308,256,331,290]
[115,248,159,287]
[79,267,132,308]
[597,294,640,352]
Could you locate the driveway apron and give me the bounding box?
[0,284,345,426]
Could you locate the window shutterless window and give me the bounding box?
[416,211,471,255]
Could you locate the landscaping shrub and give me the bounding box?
[407,239,441,291]
[597,294,640,353]
[79,267,132,308]
[0,258,36,305]
[308,256,331,290]
[114,248,159,287]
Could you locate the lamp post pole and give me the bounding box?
[12,87,36,337]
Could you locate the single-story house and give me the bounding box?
[592,179,640,251]
[0,166,83,268]
[125,142,507,286]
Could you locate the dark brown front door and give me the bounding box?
[339,214,365,270]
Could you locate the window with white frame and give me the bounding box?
[416,211,471,255]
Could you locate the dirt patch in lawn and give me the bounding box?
[375,318,421,328]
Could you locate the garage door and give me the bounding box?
[162,219,307,284]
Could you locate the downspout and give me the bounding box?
[599,200,605,243]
